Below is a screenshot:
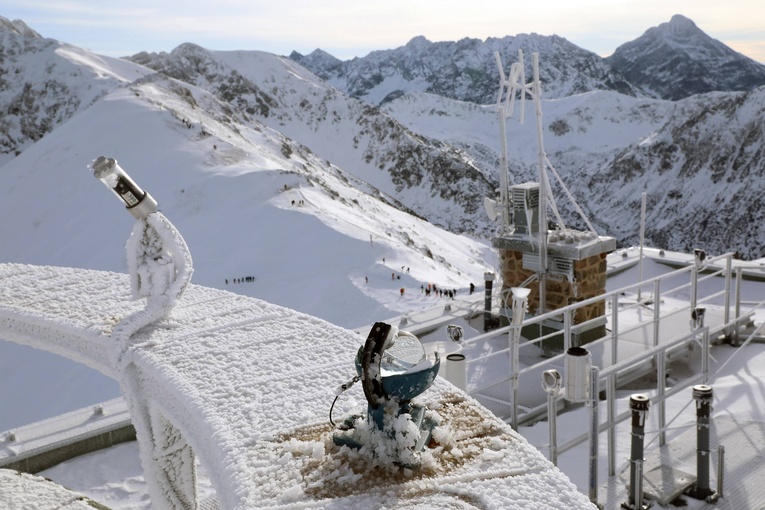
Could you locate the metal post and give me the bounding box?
[588,366,600,506]
[484,272,495,331]
[510,288,530,431]
[734,267,742,346]
[608,373,617,477]
[690,265,698,316]
[638,192,646,303]
[657,352,666,447]
[702,328,710,383]
[563,308,572,351]
[623,394,650,510]
[611,294,619,365]
[652,280,661,348]
[717,445,725,499]
[686,384,717,502]
[724,256,732,338]
[542,369,562,465]
[532,53,548,318]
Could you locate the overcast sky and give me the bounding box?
[2,1,764,63]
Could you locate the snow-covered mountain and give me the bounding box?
[293,16,765,104]
[382,85,765,259]
[2,12,765,270]
[290,34,642,105]
[606,14,765,101]
[590,87,765,255]
[0,69,495,329]
[0,16,153,166]
[128,44,495,235]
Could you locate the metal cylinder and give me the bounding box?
[688,384,715,500]
[444,353,467,391]
[564,347,591,403]
[717,445,725,499]
[484,272,495,331]
[542,370,562,465]
[625,394,650,509]
[91,156,157,219]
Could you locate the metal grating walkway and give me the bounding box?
[601,417,765,509]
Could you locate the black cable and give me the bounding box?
[329,395,340,427]
[329,375,360,428]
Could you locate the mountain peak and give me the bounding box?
[405,35,431,50]
[660,14,703,39]
[607,14,765,99]
[0,16,41,38]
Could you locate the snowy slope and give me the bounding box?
[0,67,496,431]
[128,44,496,235]
[0,16,152,165]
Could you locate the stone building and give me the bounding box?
[492,182,615,351]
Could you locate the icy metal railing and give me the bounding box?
[463,252,763,427]
[552,326,711,474]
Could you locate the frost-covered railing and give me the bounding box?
[464,252,762,428]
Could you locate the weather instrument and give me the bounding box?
[91,156,158,219]
[332,322,440,466]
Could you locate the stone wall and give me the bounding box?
[499,250,607,323]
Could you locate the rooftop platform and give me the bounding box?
[0,262,595,509]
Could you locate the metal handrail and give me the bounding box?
[466,251,764,429]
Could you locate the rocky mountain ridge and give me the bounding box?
[292,15,765,104]
[291,33,642,105]
[606,14,765,100]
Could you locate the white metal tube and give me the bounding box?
[658,352,667,446]
[638,192,646,302]
[532,52,547,315]
[588,366,600,506]
[494,52,510,231]
[735,267,742,346]
[653,280,661,348]
[724,255,732,336]
[608,373,617,476]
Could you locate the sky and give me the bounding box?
[2,0,764,63]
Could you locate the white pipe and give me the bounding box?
[494,51,510,231]
[532,52,547,314]
[638,192,646,302]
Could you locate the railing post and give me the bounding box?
[564,308,572,351]
[724,256,732,338]
[702,328,710,383]
[608,372,617,477]
[690,265,698,315]
[611,294,619,366]
[542,370,562,465]
[652,280,661,348]
[588,366,600,506]
[657,351,666,446]
[510,287,530,431]
[734,267,742,346]
[717,445,725,499]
